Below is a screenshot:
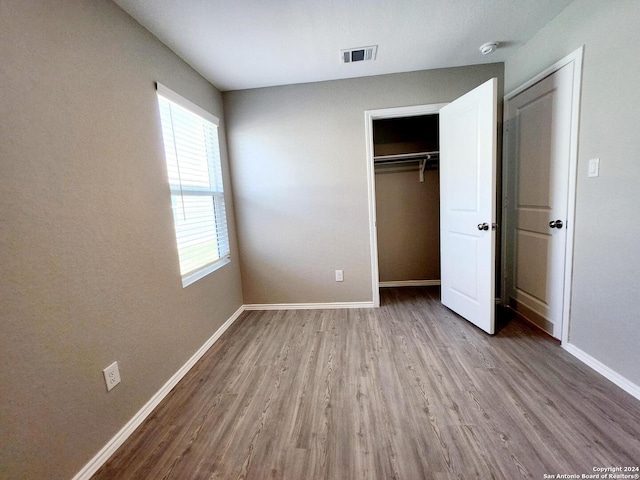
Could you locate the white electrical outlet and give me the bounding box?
[335,269,344,282]
[103,361,121,392]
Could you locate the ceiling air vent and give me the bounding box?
[341,45,378,64]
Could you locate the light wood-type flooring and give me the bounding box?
[92,287,640,479]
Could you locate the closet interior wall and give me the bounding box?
[374,115,440,284]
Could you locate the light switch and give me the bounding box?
[588,158,599,177]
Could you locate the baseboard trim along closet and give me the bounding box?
[72,306,246,480]
[243,301,375,311]
[379,280,441,288]
[563,342,640,401]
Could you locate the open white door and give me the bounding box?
[439,78,498,334]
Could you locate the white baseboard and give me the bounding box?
[562,342,640,401]
[72,306,245,480]
[379,280,441,288]
[243,301,375,311]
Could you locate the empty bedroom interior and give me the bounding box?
[1,1,639,479]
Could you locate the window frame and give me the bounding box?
[156,83,230,287]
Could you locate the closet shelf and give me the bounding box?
[374,151,439,182]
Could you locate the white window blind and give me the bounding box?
[156,83,230,287]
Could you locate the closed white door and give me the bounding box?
[440,78,498,334]
[504,63,574,339]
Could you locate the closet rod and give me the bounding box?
[373,150,439,164]
[373,152,439,182]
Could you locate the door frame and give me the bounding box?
[365,103,447,307]
[501,46,584,344]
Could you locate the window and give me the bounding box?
[156,83,230,287]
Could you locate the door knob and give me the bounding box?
[549,220,564,229]
[477,223,489,231]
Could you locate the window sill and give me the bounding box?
[181,256,231,288]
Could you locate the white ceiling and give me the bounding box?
[113,0,574,92]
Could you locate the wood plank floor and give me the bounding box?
[92,287,640,479]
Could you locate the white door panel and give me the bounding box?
[505,63,574,338]
[440,78,498,334]
[515,230,551,303]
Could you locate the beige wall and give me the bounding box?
[504,0,640,386]
[224,64,503,304]
[0,1,243,479]
[375,166,440,282]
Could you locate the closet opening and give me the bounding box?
[373,113,441,291]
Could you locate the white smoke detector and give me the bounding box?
[479,42,499,55]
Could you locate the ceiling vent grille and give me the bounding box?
[341,45,378,64]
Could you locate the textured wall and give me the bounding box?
[375,166,440,282]
[224,64,503,304]
[0,1,243,478]
[504,0,640,386]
